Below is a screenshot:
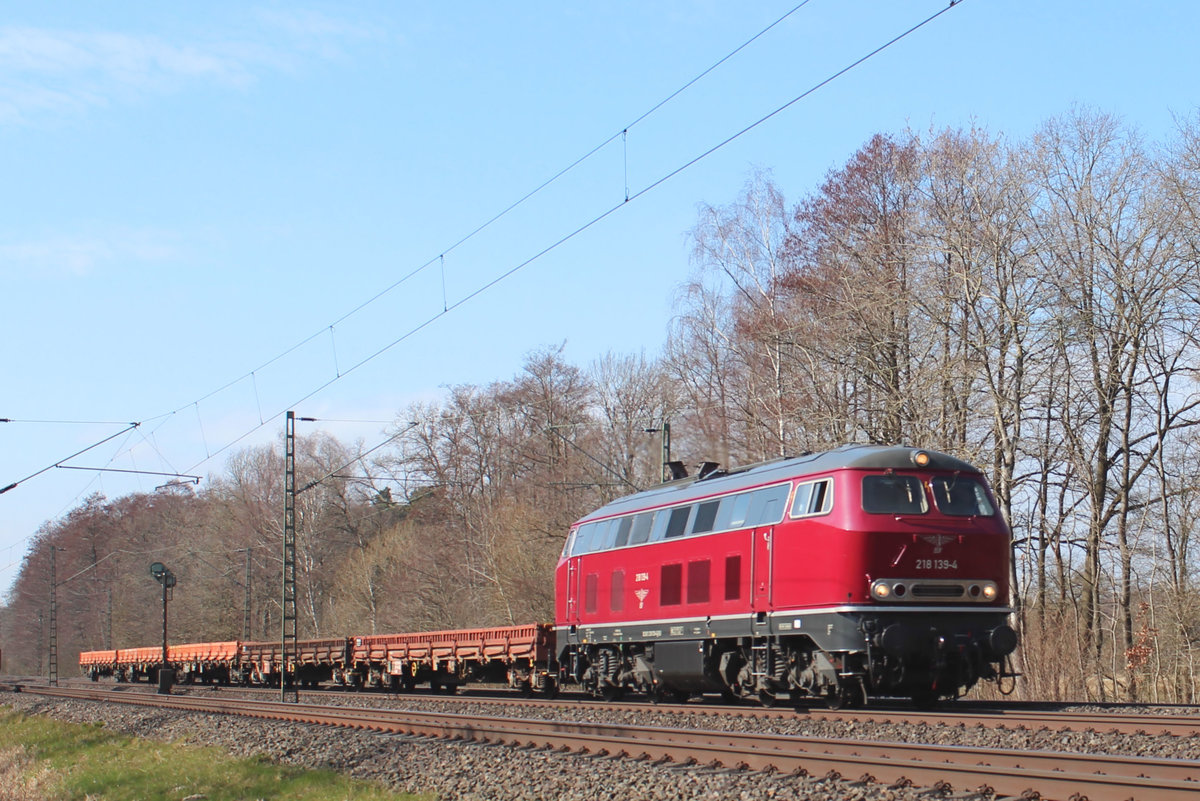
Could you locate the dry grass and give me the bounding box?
[0,745,60,801]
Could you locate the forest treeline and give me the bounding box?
[6,106,1200,702]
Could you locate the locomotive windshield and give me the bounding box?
[861,475,928,514]
[929,475,995,516]
[861,474,996,516]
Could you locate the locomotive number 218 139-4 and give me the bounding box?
[915,559,958,570]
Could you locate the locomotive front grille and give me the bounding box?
[911,583,965,598]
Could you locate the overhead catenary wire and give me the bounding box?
[0,423,140,496]
[0,419,138,425]
[294,420,420,495]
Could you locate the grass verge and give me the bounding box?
[0,706,428,801]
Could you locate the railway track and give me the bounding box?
[112,678,1200,738]
[19,683,1200,800]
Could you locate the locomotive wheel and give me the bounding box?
[826,679,866,710]
[758,689,778,708]
[911,687,940,709]
[649,686,688,705]
[600,684,625,702]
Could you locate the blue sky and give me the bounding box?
[2,0,1197,589]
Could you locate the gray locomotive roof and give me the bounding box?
[577,444,982,524]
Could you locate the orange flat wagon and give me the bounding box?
[352,623,555,694]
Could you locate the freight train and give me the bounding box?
[81,445,1018,707]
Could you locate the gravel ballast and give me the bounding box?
[5,691,1198,800]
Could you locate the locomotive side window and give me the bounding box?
[661,563,683,605]
[629,511,655,544]
[862,475,929,514]
[690,500,721,534]
[715,492,751,530]
[746,484,790,526]
[576,520,604,553]
[729,493,752,526]
[724,554,742,600]
[569,523,594,555]
[613,517,634,548]
[790,478,833,518]
[930,476,995,516]
[649,509,671,542]
[592,518,618,550]
[687,560,711,603]
[665,506,692,538]
[610,570,625,612]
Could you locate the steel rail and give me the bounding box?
[22,685,1200,800]
[44,677,1200,737]
[169,680,1200,737]
[805,706,1200,737]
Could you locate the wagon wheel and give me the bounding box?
[542,676,559,699]
[758,688,778,708]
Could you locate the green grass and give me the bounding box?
[0,706,429,801]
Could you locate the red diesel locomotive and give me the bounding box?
[556,444,1017,707]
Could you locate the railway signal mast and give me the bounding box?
[149,562,176,694]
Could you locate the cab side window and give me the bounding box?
[791,478,833,518]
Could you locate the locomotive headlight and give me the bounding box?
[981,582,999,601]
[911,450,931,467]
[870,580,891,600]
